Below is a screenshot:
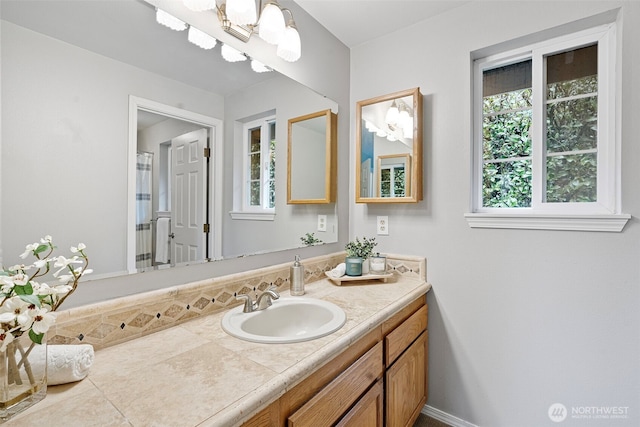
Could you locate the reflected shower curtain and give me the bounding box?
[136,152,153,269]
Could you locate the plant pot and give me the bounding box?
[345,257,364,276]
[0,333,47,422]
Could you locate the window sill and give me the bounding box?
[464,213,631,232]
[229,211,275,221]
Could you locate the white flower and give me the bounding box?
[7,264,31,272]
[9,273,29,286]
[0,297,32,328]
[19,243,39,259]
[70,243,86,253]
[34,259,48,269]
[40,235,52,244]
[0,329,14,352]
[30,308,55,334]
[52,255,82,277]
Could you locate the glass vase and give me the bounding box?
[0,333,47,422]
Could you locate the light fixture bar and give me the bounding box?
[217,4,253,42]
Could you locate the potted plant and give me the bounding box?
[344,237,377,276]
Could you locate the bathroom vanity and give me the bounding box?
[7,254,430,426]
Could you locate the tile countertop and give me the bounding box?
[8,276,431,427]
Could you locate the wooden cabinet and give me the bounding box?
[242,294,428,427]
[386,331,428,427]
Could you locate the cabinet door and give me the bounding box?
[336,379,384,427]
[386,331,428,427]
[288,342,383,427]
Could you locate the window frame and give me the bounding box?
[230,114,276,221]
[466,23,629,232]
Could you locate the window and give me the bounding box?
[467,23,629,232]
[244,116,276,211]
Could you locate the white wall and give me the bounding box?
[350,1,639,426]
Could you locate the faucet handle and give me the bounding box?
[236,293,255,313]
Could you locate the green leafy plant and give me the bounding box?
[345,236,377,259]
[300,233,323,246]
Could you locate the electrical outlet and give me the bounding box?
[377,216,389,235]
[317,215,327,232]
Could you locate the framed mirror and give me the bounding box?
[356,87,423,203]
[287,109,337,204]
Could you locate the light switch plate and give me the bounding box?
[377,216,389,235]
[317,215,327,232]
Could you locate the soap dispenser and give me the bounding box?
[290,255,305,296]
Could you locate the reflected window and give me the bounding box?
[244,115,276,212]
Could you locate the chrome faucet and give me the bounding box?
[235,286,280,313]
[256,286,280,310]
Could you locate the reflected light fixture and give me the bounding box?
[221,43,247,62]
[156,9,187,31]
[251,59,272,73]
[188,26,218,49]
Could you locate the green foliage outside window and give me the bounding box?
[482,75,598,207]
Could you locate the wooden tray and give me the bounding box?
[325,271,394,286]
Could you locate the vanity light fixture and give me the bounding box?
[182,0,301,62]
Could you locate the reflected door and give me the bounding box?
[171,128,207,263]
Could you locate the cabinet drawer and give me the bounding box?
[288,341,383,427]
[385,305,427,367]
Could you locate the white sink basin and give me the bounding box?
[221,297,346,344]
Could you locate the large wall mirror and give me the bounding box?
[356,87,423,203]
[287,109,337,204]
[1,1,338,285]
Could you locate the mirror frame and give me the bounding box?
[355,87,423,203]
[287,109,338,204]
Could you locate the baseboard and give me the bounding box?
[421,405,479,427]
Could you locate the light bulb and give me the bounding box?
[385,101,399,125]
[259,3,285,45]
[221,44,247,62]
[277,25,301,62]
[156,9,187,31]
[188,26,217,50]
[226,0,257,25]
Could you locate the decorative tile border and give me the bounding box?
[50,252,425,350]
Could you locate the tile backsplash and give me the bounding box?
[50,252,426,350]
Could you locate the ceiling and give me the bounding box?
[293,0,473,48]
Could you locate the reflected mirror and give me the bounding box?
[356,87,423,203]
[287,109,337,204]
[1,0,338,282]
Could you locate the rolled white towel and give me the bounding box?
[30,344,95,385]
[327,263,346,279]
